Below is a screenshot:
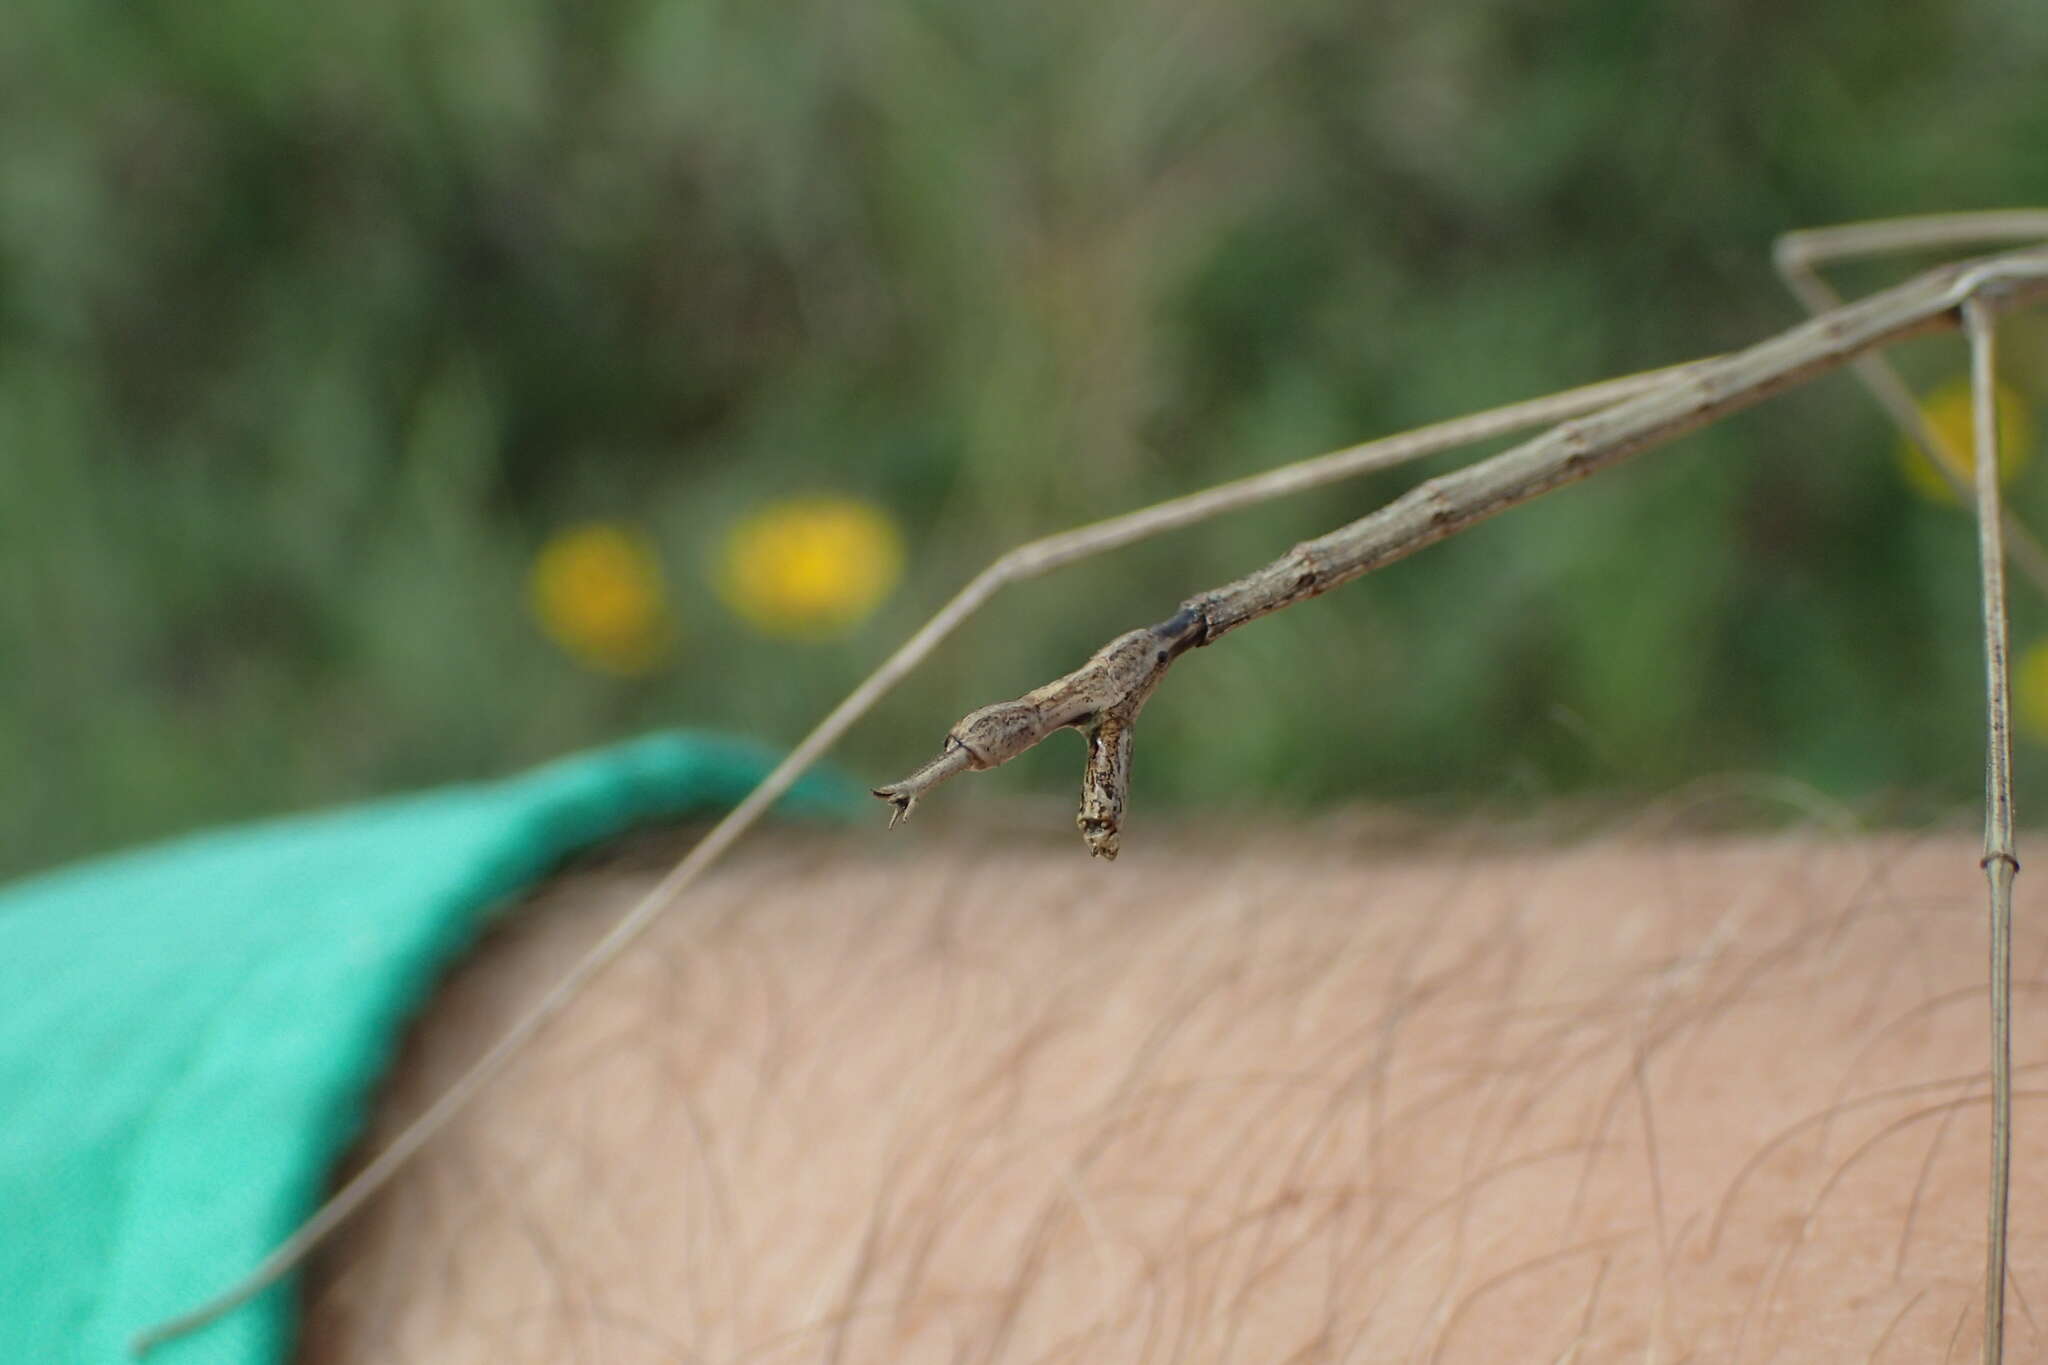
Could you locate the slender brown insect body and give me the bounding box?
[878,242,2048,866]
[137,215,2048,1365]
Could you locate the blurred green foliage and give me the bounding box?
[6,0,2048,877]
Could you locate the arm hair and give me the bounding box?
[295,816,2045,1364]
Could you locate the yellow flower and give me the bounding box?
[717,497,905,639]
[1897,377,2035,503]
[2018,640,2048,748]
[529,522,673,675]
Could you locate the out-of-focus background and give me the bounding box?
[8,0,2048,878]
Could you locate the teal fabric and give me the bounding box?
[0,732,852,1364]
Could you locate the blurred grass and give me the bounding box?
[5,0,2048,877]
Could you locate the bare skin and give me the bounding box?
[296,815,2046,1364]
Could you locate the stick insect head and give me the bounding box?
[870,699,1045,823]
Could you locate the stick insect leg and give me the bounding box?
[1781,213,2047,1365]
[128,363,1709,1355]
[1966,295,2020,1365]
[1774,211,2048,598]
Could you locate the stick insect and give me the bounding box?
[136,211,2048,1363]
